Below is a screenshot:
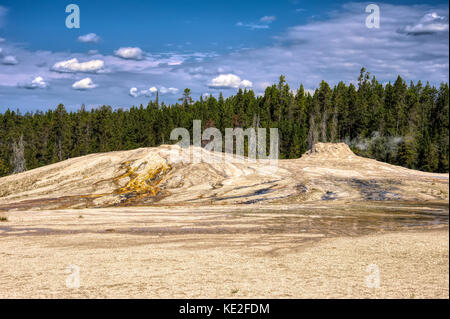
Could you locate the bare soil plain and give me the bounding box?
[0,143,448,298]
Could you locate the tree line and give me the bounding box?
[0,68,448,177]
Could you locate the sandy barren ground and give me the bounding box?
[0,203,448,299]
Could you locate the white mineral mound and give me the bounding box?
[0,143,447,210]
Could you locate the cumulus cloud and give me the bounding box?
[1,55,18,65]
[149,86,158,93]
[52,58,104,73]
[129,86,175,98]
[114,47,144,60]
[129,87,152,98]
[72,77,97,90]
[78,33,101,43]
[240,79,253,88]
[129,87,139,97]
[208,74,253,89]
[403,12,449,35]
[18,76,48,89]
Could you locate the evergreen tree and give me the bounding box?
[0,69,447,175]
[179,88,193,107]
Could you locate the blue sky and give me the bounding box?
[0,0,448,111]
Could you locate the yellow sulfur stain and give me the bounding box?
[115,154,171,200]
[119,165,169,195]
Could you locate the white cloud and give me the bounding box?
[30,76,47,88]
[208,74,253,89]
[159,86,179,94]
[240,79,253,88]
[211,3,449,93]
[260,16,276,23]
[52,58,104,73]
[114,47,144,60]
[149,86,158,93]
[1,55,18,65]
[72,77,97,90]
[0,2,448,109]
[404,12,449,35]
[0,37,5,43]
[423,12,444,22]
[129,87,139,97]
[130,87,150,97]
[78,33,101,43]
[18,76,48,89]
[129,86,167,98]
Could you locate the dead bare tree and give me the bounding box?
[321,109,328,142]
[330,106,338,142]
[307,114,319,149]
[12,135,26,174]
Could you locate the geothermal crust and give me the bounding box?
[0,143,448,210]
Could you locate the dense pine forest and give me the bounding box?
[0,68,448,177]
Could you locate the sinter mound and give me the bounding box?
[0,143,447,210]
[304,142,355,159]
